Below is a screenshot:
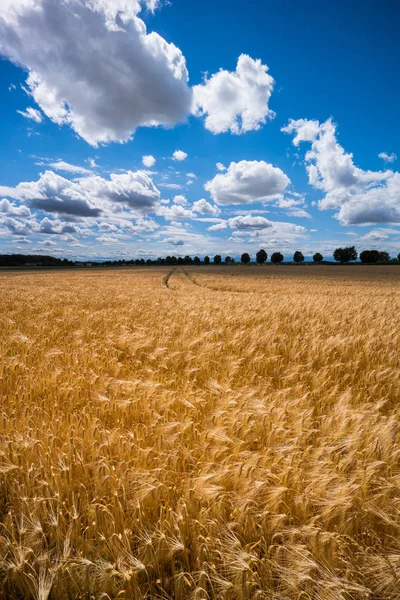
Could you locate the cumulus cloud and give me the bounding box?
[173,195,187,205]
[192,198,221,216]
[228,215,272,230]
[216,162,226,172]
[360,229,390,241]
[205,160,290,205]
[172,150,188,161]
[17,107,43,123]
[208,221,228,231]
[0,216,34,236]
[0,198,31,217]
[378,152,397,164]
[0,169,161,217]
[157,204,194,220]
[162,237,184,245]
[0,0,192,146]
[283,117,400,225]
[142,155,156,168]
[193,55,275,135]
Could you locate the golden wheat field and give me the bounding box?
[1,265,400,600]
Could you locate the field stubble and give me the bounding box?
[0,266,400,599]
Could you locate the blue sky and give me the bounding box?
[0,0,399,260]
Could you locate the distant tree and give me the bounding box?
[256,249,268,264]
[214,254,222,264]
[313,252,323,263]
[225,256,232,264]
[241,253,251,264]
[177,257,184,265]
[398,253,400,263]
[333,246,358,263]
[204,256,210,265]
[293,251,304,263]
[271,252,284,264]
[146,259,153,265]
[183,255,192,265]
[379,251,390,263]
[360,250,380,264]
[171,256,177,265]
[193,256,201,265]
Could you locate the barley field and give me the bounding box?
[1,266,400,600]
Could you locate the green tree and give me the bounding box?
[214,255,222,264]
[225,256,233,264]
[379,251,390,263]
[293,251,304,263]
[313,252,323,263]
[271,252,284,264]
[256,249,268,264]
[360,250,380,263]
[204,256,210,265]
[241,253,251,264]
[333,246,358,263]
[193,256,201,265]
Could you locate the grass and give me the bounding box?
[0,266,400,599]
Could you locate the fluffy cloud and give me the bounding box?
[192,198,221,216]
[205,160,290,205]
[162,237,185,246]
[0,170,161,217]
[157,204,194,220]
[216,163,226,172]
[193,55,275,134]
[0,198,31,217]
[172,150,188,161]
[17,107,43,123]
[208,221,228,231]
[142,155,156,168]
[378,152,397,164]
[283,118,400,225]
[0,0,192,146]
[0,216,34,236]
[173,195,188,205]
[228,215,272,230]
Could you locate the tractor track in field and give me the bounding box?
[163,267,253,294]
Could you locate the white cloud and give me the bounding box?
[162,237,185,245]
[378,152,397,164]
[360,229,390,242]
[193,54,275,135]
[157,204,194,220]
[192,198,221,216]
[0,0,192,146]
[283,117,400,225]
[0,216,34,236]
[173,194,187,205]
[187,172,196,179]
[0,169,161,217]
[228,215,272,230]
[216,162,226,172]
[17,106,43,123]
[48,160,92,175]
[208,221,228,231]
[172,150,188,161]
[96,235,121,244]
[142,155,156,168]
[0,198,31,217]
[205,160,290,205]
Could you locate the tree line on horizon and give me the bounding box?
[1,247,400,268]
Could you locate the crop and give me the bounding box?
[0,266,400,599]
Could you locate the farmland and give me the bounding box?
[1,266,400,599]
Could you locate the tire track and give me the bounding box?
[163,267,177,288]
[164,266,254,294]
